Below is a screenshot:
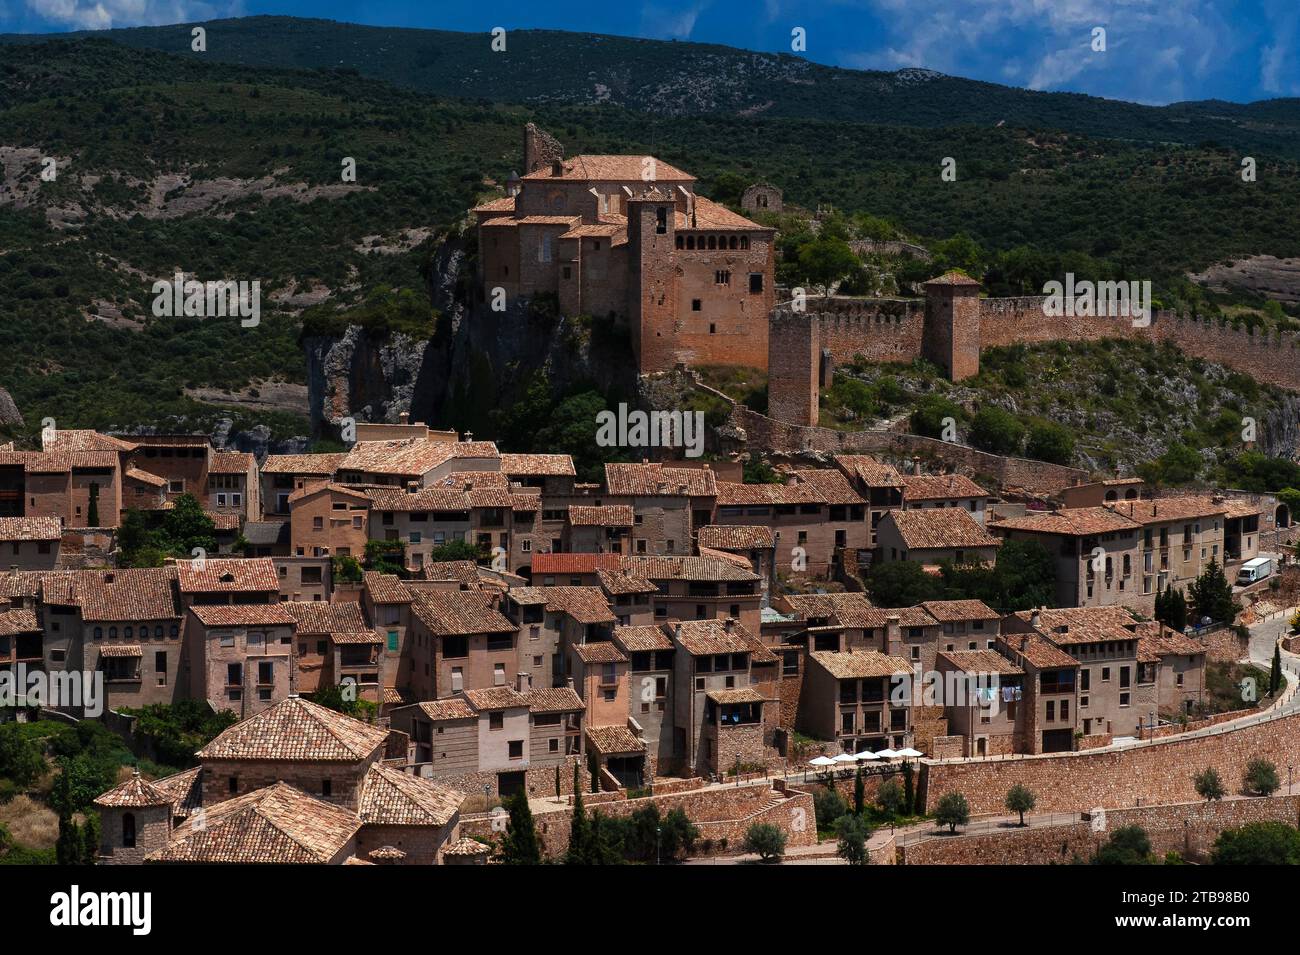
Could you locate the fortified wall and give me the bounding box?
[768,282,1300,429]
[919,705,1300,816]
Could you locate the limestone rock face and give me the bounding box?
[0,387,23,427]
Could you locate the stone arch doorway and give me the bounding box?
[1277,504,1291,529]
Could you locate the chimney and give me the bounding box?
[463,431,473,443]
[724,617,735,632]
[1029,607,1041,629]
[886,614,901,654]
[407,481,419,494]
[516,672,530,692]
[675,623,683,641]
[551,160,563,177]
[566,676,575,690]
[399,411,409,424]
[911,456,922,475]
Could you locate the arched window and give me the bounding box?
[169,625,178,638]
[108,627,117,639]
[124,626,132,638]
[1125,489,1138,500]
[675,235,683,249]
[93,627,103,640]
[729,236,738,250]
[122,812,136,848]
[758,194,768,208]
[740,236,750,250]
[686,236,695,250]
[707,235,717,250]
[1105,490,1118,502]
[1122,555,1132,575]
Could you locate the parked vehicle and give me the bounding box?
[1236,557,1273,585]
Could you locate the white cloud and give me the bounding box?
[641,1,708,41]
[23,0,239,30]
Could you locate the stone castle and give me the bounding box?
[473,124,776,373]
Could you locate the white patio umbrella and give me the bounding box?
[875,749,899,759]
[809,755,837,768]
[853,750,881,760]
[896,748,923,759]
[833,753,859,763]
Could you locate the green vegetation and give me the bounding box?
[835,814,871,866]
[742,822,786,863]
[1093,825,1154,865]
[117,494,217,568]
[120,701,239,769]
[1005,784,1036,826]
[1244,758,1280,797]
[933,791,970,834]
[496,791,542,865]
[1187,560,1241,626]
[1193,768,1226,802]
[1211,821,1300,864]
[865,539,1057,614]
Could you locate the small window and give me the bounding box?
[691,299,702,312]
[749,273,764,294]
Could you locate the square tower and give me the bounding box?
[767,309,821,426]
[923,272,982,382]
[626,187,679,374]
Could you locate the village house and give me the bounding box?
[696,524,775,604]
[921,598,1003,652]
[406,586,519,699]
[205,450,258,523]
[834,454,905,547]
[79,567,185,711]
[713,469,869,577]
[124,435,211,503]
[176,557,280,608]
[934,649,1026,757]
[1105,496,1231,614]
[289,482,371,559]
[0,449,122,529]
[612,623,676,772]
[529,552,622,586]
[994,628,1081,754]
[283,600,373,696]
[620,553,763,635]
[800,649,914,755]
[596,567,659,627]
[96,697,465,865]
[259,453,347,520]
[186,602,297,717]
[1060,477,1149,508]
[991,506,1144,609]
[874,507,1001,568]
[565,504,634,554]
[603,462,718,557]
[900,471,992,525]
[0,516,61,570]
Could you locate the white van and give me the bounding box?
[1236,557,1273,586]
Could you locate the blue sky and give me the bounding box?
[1,0,1297,105]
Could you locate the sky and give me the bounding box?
[0,0,1296,105]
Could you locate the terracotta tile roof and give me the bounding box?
[810,649,913,679]
[0,516,60,541]
[997,633,1079,670]
[1136,624,1206,658]
[147,782,360,864]
[282,601,369,636]
[781,593,879,629]
[94,771,172,807]
[367,845,406,860]
[919,599,1000,622]
[706,686,769,705]
[499,453,576,477]
[883,508,1001,550]
[568,504,634,527]
[462,686,528,711]
[936,649,1023,676]
[197,697,389,762]
[151,766,203,817]
[364,572,413,604]
[359,762,462,827]
[994,507,1140,536]
[43,429,137,453]
[835,454,904,488]
[77,568,179,622]
[189,604,297,627]
[124,466,168,487]
[573,641,627,664]
[205,511,242,532]
[176,558,279,593]
[413,698,477,721]
[605,462,717,497]
[410,590,516,636]
[509,586,615,624]
[586,725,646,755]
[0,449,120,472]
[532,553,622,575]
[417,561,481,586]
[521,686,585,713]
[596,568,658,596]
[679,195,768,231]
[715,470,864,506]
[383,687,413,706]
[1106,496,1229,525]
[696,524,774,550]
[619,554,759,583]
[98,643,143,657]
[210,451,255,474]
[902,473,989,501]
[671,619,758,656]
[472,195,516,213]
[287,482,371,506]
[331,630,383,644]
[520,154,694,183]
[924,271,980,286]
[1015,607,1140,650]
[613,624,674,653]
[443,837,491,856]
[259,453,346,475]
[365,485,472,512]
[340,439,498,478]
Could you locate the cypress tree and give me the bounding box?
[853,765,865,816]
[498,791,542,864]
[566,763,589,864]
[902,761,915,816]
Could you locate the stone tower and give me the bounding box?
[523,122,564,175]
[626,187,679,374]
[922,271,981,382]
[93,770,174,864]
[767,308,821,426]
